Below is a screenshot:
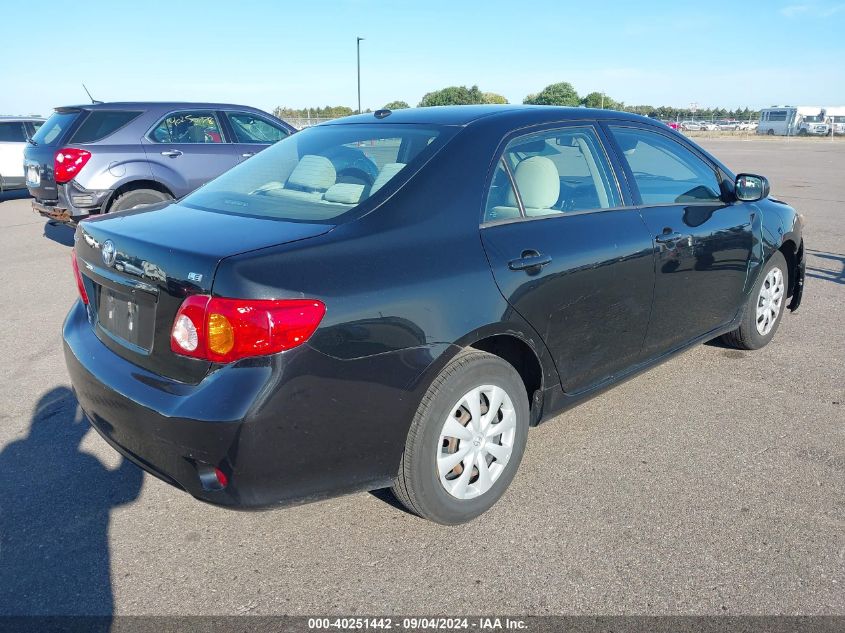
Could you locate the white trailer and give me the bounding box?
[758,106,830,136]
[825,106,845,135]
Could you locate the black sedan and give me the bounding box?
[64,105,805,524]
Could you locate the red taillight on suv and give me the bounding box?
[171,295,326,363]
[71,249,89,305]
[54,147,91,184]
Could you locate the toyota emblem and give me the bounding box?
[102,240,116,267]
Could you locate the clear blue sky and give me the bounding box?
[3,0,843,116]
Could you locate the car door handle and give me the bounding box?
[655,231,688,244]
[508,250,552,271]
[160,150,182,158]
[241,152,255,158]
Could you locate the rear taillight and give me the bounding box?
[54,147,91,184]
[170,295,326,363]
[71,249,89,305]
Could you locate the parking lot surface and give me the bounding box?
[0,139,842,616]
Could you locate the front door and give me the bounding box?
[143,110,238,198]
[222,110,291,163]
[480,124,655,393]
[605,124,754,357]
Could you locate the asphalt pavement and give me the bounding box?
[0,138,842,616]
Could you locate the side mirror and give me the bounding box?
[735,173,770,202]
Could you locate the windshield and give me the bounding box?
[31,111,80,146]
[803,115,824,122]
[182,123,452,222]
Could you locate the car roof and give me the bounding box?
[325,104,649,127]
[53,102,268,112]
[0,115,45,122]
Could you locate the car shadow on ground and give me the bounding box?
[806,249,845,286]
[0,188,30,204]
[43,220,75,247]
[0,387,143,621]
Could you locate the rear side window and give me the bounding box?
[483,126,620,222]
[150,111,224,144]
[609,126,722,205]
[226,112,289,143]
[71,111,142,143]
[182,123,452,222]
[0,122,27,142]
[31,112,79,146]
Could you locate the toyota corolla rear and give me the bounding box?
[63,119,455,507]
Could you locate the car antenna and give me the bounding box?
[82,83,103,105]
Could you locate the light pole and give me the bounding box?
[357,37,365,114]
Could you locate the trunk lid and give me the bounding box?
[74,201,333,383]
[24,108,86,201]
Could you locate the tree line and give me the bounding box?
[274,81,760,122]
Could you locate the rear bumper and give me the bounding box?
[63,300,448,509]
[31,182,111,222]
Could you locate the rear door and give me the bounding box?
[142,110,238,197]
[0,121,28,188]
[221,110,291,163]
[480,124,655,393]
[604,124,754,357]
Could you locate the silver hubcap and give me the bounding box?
[437,385,516,500]
[756,266,785,336]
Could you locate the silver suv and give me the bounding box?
[24,102,294,222]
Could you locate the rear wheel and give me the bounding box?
[108,188,172,213]
[721,251,788,350]
[392,350,529,524]
[767,129,775,136]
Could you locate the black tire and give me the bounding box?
[767,129,775,136]
[721,251,789,350]
[391,350,530,525]
[108,188,172,213]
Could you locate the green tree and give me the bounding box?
[581,91,623,110]
[523,82,580,106]
[482,92,508,104]
[273,105,355,119]
[383,100,410,110]
[418,85,486,107]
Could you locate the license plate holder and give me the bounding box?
[96,286,155,351]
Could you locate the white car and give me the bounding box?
[680,120,705,131]
[737,121,758,131]
[0,116,44,192]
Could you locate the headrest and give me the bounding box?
[370,162,406,195]
[323,183,365,204]
[513,156,560,209]
[287,155,336,192]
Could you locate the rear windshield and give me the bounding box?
[71,110,142,143]
[31,111,80,146]
[182,123,452,222]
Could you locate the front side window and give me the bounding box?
[150,111,223,144]
[609,126,722,205]
[226,112,289,144]
[484,126,620,222]
[182,123,451,222]
[0,122,26,142]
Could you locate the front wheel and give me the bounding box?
[391,350,529,525]
[721,251,788,350]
